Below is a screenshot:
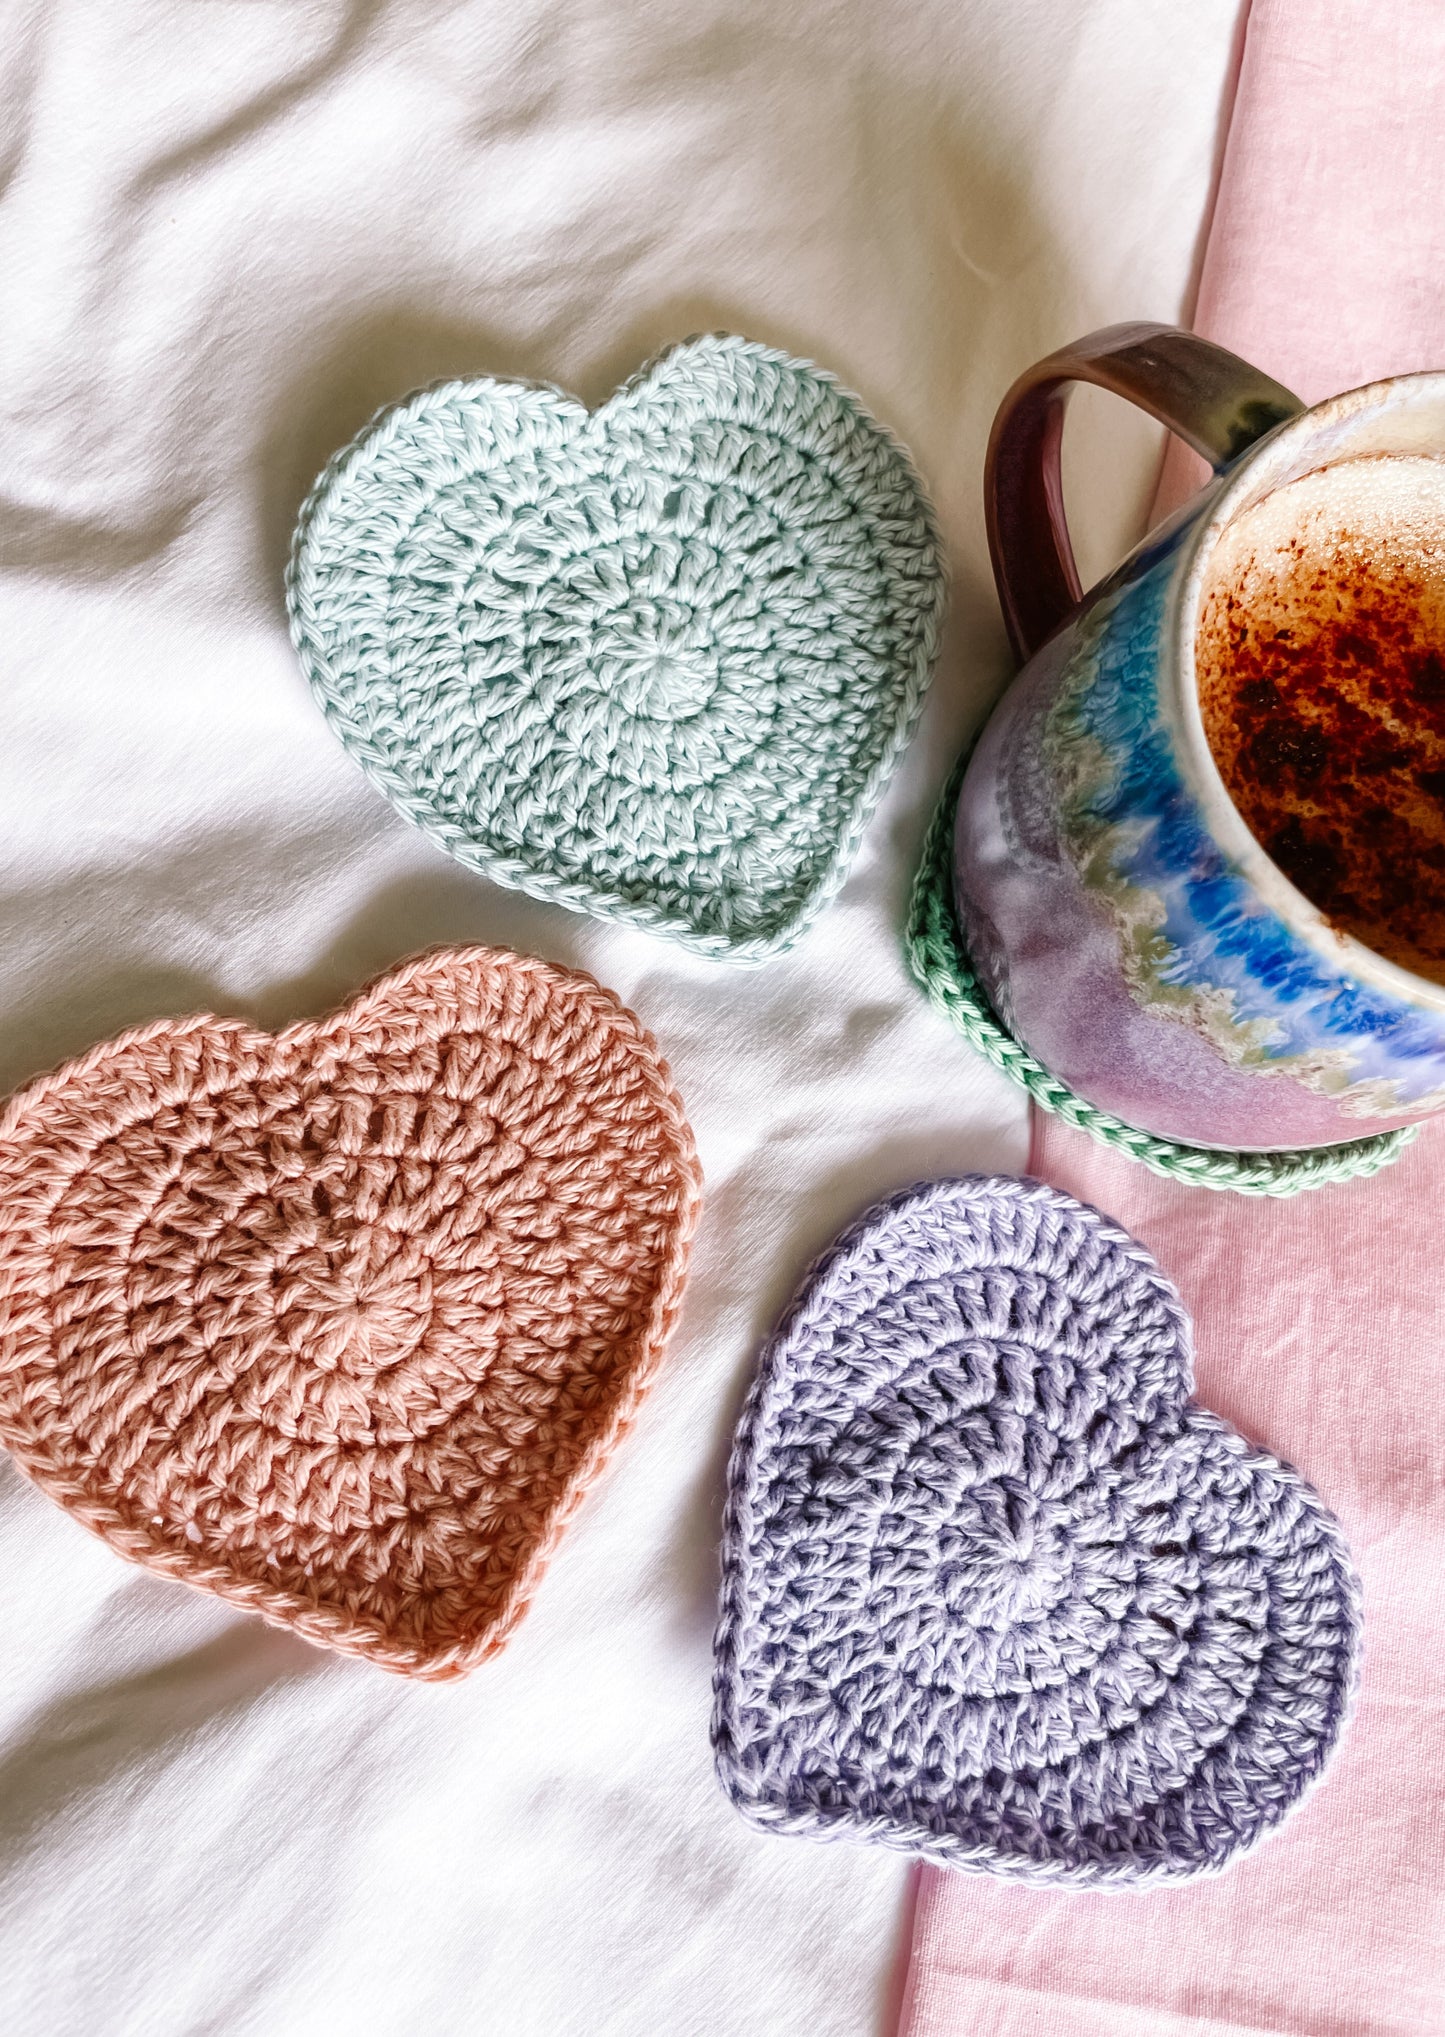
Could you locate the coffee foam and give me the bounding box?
[1196,454,1445,984]
[1204,456,1445,614]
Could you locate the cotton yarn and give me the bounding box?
[713,1176,1360,1886]
[287,334,946,961]
[907,752,1415,1194]
[0,948,700,1680]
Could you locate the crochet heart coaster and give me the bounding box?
[713,1177,1360,1886]
[0,949,700,1679]
[287,334,946,960]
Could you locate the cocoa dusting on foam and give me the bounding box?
[1196,455,1445,985]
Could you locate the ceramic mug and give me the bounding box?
[953,321,1445,1150]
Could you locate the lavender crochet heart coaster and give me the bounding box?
[712,1177,1361,1887]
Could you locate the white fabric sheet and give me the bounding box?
[0,4,1238,2030]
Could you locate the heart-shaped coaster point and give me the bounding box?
[287,334,946,960]
[0,949,700,1679]
[713,1176,1360,1885]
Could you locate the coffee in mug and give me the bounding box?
[1195,455,1445,984]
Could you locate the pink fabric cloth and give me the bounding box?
[901,1127,1445,2035]
[901,4,1445,2030]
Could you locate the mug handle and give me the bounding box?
[986,321,1304,662]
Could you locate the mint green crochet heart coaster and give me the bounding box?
[287,335,946,961]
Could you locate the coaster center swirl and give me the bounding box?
[606,624,717,722]
[941,1511,1067,1628]
[275,1238,433,1382]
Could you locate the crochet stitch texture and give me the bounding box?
[713,1176,1360,1886]
[287,334,946,960]
[0,948,700,1679]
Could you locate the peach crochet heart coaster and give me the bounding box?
[0,948,700,1679]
